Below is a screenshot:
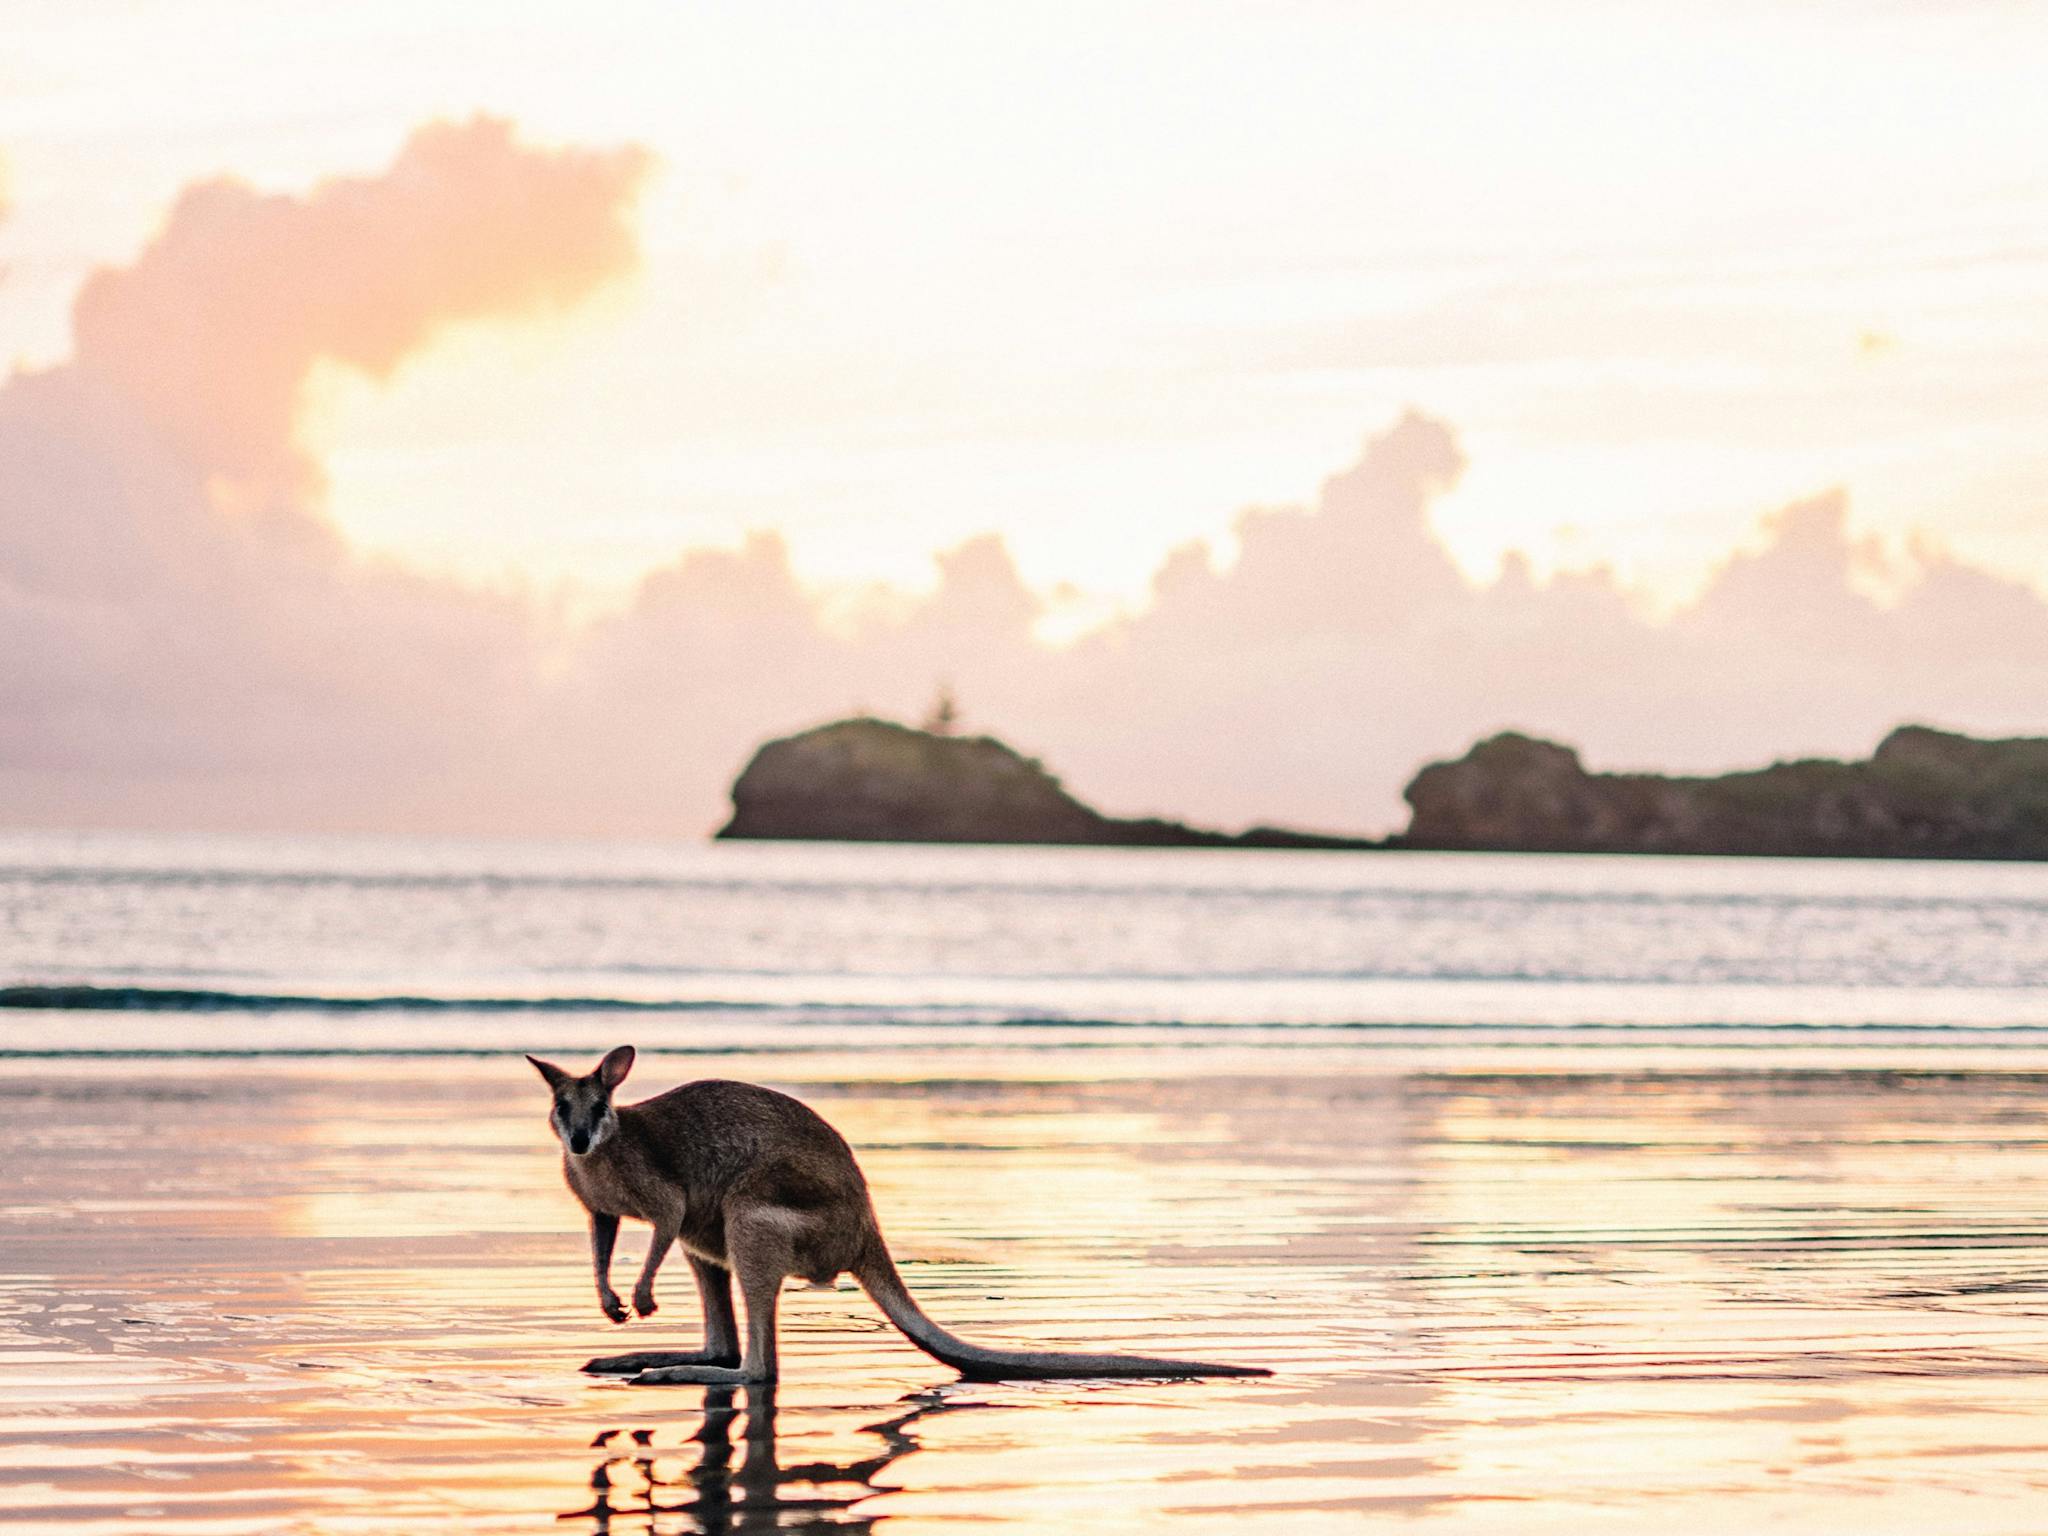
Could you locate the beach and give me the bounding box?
[11,1047,2048,1533]
[9,835,2048,1531]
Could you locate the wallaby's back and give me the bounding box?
[621,1078,880,1277]
[628,1079,872,1200]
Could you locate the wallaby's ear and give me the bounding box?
[527,1054,569,1090]
[598,1044,636,1091]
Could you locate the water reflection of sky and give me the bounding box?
[8,1057,2048,1532]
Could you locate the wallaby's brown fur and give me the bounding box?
[529,1046,1268,1385]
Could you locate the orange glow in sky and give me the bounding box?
[6,1,2045,613]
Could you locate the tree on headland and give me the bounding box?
[921,682,959,736]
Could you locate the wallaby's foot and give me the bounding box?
[630,1363,767,1387]
[584,1348,741,1375]
[598,1291,629,1325]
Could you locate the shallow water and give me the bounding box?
[9,1053,2048,1533]
[9,836,2048,1528]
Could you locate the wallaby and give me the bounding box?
[528,1046,1268,1385]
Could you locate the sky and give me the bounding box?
[2,1,2046,836]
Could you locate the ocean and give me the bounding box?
[4,829,2046,1055]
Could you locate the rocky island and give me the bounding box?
[717,717,1376,848]
[721,716,2048,859]
[1400,726,2048,860]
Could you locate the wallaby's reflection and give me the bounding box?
[569,1384,969,1532]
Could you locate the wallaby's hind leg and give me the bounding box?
[697,1256,741,1357]
[734,1232,786,1383]
[633,1205,805,1386]
[585,1256,744,1375]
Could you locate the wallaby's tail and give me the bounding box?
[854,1241,1269,1382]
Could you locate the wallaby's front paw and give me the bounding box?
[599,1291,629,1324]
[633,1289,658,1318]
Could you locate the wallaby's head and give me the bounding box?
[527,1045,635,1157]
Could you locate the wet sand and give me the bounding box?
[8,1048,2048,1532]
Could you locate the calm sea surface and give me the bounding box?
[3,830,2046,1053]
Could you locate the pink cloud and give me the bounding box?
[2,123,2045,838]
[68,117,648,503]
[0,120,648,829]
[539,414,2048,838]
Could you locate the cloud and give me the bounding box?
[1036,427,2048,828]
[70,116,649,505]
[3,123,2046,837]
[538,411,2048,838]
[0,119,649,829]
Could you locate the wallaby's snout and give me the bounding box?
[562,1095,609,1156]
[527,1046,636,1158]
